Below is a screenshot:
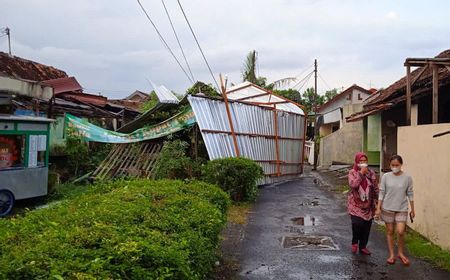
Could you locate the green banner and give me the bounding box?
[65,108,196,143]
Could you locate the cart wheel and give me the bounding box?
[0,190,15,217]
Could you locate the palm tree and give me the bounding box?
[241,50,258,84]
[241,50,298,90]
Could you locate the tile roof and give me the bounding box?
[318,84,371,113]
[346,49,450,122]
[40,77,82,94]
[0,52,67,81]
[366,49,450,106]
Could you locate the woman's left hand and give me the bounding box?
[410,210,415,219]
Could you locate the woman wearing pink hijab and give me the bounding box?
[348,152,379,255]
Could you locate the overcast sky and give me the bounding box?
[1,0,449,98]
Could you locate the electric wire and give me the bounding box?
[292,70,314,89]
[177,0,220,90]
[136,0,194,84]
[294,63,314,80]
[296,71,314,93]
[161,0,195,82]
[318,73,333,91]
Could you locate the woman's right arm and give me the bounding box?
[348,169,363,189]
[376,175,386,214]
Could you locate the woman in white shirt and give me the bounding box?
[375,155,415,266]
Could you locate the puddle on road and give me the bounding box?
[291,215,318,226]
[284,225,305,234]
[299,200,320,206]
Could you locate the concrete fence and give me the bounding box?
[398,123,450,250]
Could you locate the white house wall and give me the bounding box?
[0,76,53,100]
[323,108,342,124]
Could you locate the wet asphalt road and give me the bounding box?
[238,176,450,280]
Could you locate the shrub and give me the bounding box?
[203,157,263,202]
[47,170,61,194]
[0,179,230,279]
[153,140,198,180]
[62,129,111,179]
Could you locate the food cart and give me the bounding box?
[0,115,53,216]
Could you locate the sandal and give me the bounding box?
[387,257,396,265]
[397,255,410,266]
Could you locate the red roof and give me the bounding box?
[40,77,82,94]
[346,49,450,122]
[318,84,372,112]
[60,92,107,107]
[0,52,67,81]
[365,49,450,106]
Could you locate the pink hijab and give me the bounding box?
[353,152,369,190]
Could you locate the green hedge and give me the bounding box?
[0,179,230,279]
[203,157,263,202]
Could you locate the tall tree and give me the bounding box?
[241,50,270,88]
[242,50,258,84]
[273,89,302,103]
[302,87,325,113]
[324,88,339,102]
[186,81,220,97]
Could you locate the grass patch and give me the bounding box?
[406,229,450,271]
[227,203,253,225]
[376,224,450,271]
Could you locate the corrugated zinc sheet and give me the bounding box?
[150,81,181,104]
[226,81,305,115]
[188,95,306,185]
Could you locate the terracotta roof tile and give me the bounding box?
[0,52,67,82]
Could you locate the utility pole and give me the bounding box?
[5,27,11,56]
[313,59,319,170]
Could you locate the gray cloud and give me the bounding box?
[1,0,449,98]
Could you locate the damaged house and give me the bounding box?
[0,52,141,151]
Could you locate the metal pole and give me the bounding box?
[5,27,11,56]
[220,74,240,157]
[313,59,319,170]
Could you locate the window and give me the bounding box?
[347,93,352,100]
[358,93,363,100]
[0,135,25,169]
[28,135,47,168]
[332,125,339,132]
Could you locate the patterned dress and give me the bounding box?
[348,169,379,221]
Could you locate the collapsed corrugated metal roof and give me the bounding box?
[117,83,183,133]
[149,80,182,104]
[0,52,67,81]
[188,86,306,185]
[226,82,305,115]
